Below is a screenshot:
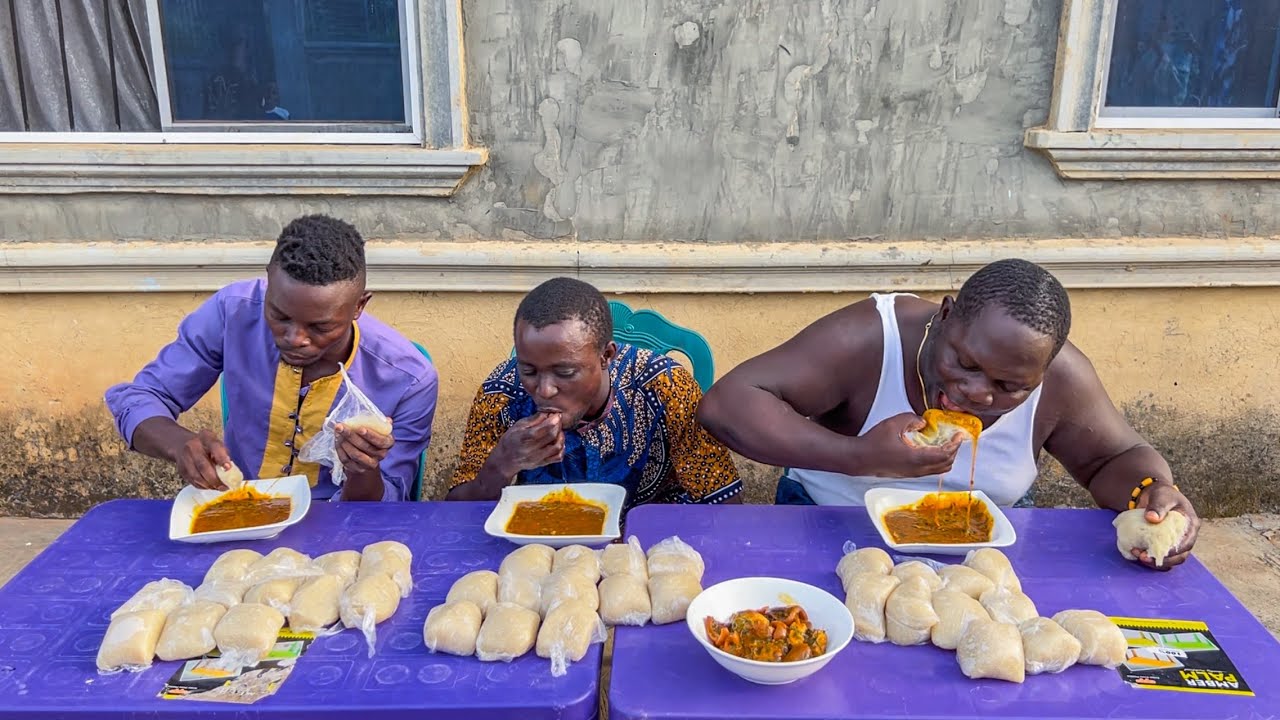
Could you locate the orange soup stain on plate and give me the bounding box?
[882,492,993,544]
[505,487,607,536]
[190,486,292,534]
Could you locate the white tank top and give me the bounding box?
[789,293,1042,507]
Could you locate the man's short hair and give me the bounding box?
[953,258,1072,357]
[269,214,366,286]
[515,277,613,350]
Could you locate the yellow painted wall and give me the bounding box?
[1,288,1277,516]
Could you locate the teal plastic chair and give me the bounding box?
[608,300,715,391]
[217,340,433,501]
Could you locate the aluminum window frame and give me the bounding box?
[1025,0,1280,179]
[1094,0,1280,131]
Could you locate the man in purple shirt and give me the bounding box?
[105,215,438,501]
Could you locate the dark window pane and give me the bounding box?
[159,0,405,125]
[1105,0,1280,109]
[305,0,401,43]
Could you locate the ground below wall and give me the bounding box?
[1,396,1277,519]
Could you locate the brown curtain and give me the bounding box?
[0,0,160,131]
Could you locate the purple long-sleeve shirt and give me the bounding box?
[105,279,438,501]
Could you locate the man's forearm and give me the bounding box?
[698,386,872,475]
[131,417,194,463]
[446,450,517,501]
[1080,443,1173,511]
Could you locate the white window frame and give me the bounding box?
[0,0,485,195]
[1094,0,1280,131]
[1026,0,1280,179]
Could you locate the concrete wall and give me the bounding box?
[2,288,1277,517]
[3,0,1280,242]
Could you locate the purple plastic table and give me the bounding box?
[0,499,599,720]
[611,504,1280,720]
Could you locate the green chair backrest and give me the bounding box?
[217,340,433,501]
[608,300,715,391]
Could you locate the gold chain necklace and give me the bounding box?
[915,313,937,412]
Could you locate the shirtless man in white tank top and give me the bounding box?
[698,259,1201,571]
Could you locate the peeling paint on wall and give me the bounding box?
[674,22,700,48]
[1003,0,1034,27]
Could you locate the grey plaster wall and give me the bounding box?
[2,0,1277,243]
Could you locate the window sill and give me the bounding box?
[1025,128,1280,179]
[3,238,1278,294]
[0,143,488,196]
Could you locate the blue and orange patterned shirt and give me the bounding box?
[451,344,742,511]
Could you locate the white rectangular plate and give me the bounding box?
[169,475,312,544]
[863,487,1016,556]
[483,483,625,549]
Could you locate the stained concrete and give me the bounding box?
[4,0,1280,242]
[3,287,1279,518]
[0,406,191,517]
[1034,400,1280,519]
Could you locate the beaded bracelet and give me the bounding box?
[1127,477,1179,510]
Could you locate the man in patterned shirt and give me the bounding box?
[447,277,742,511]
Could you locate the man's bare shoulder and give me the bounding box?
[786,295,889,359]
[1040,340,1109,422]
[1045,341,1098,388]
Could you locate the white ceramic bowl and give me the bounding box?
[483,483,625,549]
[169,475,312,544]
[685,577,854,685]
[863,487,1016,556]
